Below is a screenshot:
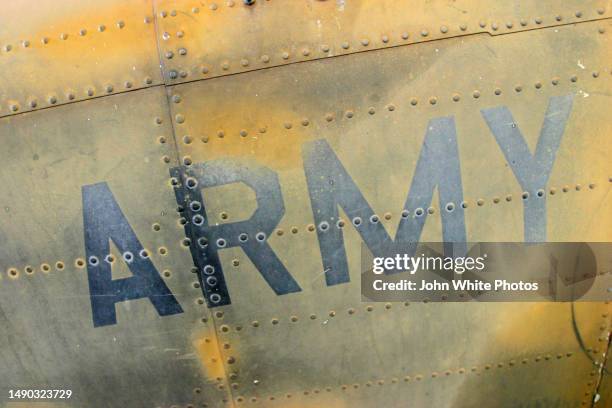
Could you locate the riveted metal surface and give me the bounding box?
[154,0,612,84]
[0,87,232,407]
[169,20,612,407]
[599,347,612,406]
[0,0,162,118]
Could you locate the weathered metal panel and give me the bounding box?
[168,19,611,407]
[0,0,162,118]
[155,0,611,83]
[0,87,231,407]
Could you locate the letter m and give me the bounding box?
[303,116,467,286]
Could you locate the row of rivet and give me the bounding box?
[2,244,172,281]
[581,308,612,405]
[163,9,608,80]
[171,69,610,141]
[211,275,610,332]
[0,19,140,54]
[4,76,155,113]
[7,175,605,281]
[167,178,608,250]
[231,351,576,403]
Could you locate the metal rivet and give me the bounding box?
[175,114,185,123]
[381,35,389,43]
[241,58,249,66]
[179,48,187,56]
[302,48,310,56]
[440,26,448,34]
[261,54,270,62]
[341,41,350,49]
[360,38,369,46]
[79,29,87,36]
[117,20,125,28]
[98,24,106,32]
[282,52,289,60]
[420,29,429,37]
[459,24,467,31]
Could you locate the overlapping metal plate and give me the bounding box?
[168,20,612,407]
[155,0,612,83]
[0,0,162,118]
[0,1,610,407]
[0,87,231,407]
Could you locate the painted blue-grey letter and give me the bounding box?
[174,159,301,307]
[83,182,183,327]
[481,94,573,242]
[303,116,467,285]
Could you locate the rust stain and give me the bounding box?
[192,329,229,382]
